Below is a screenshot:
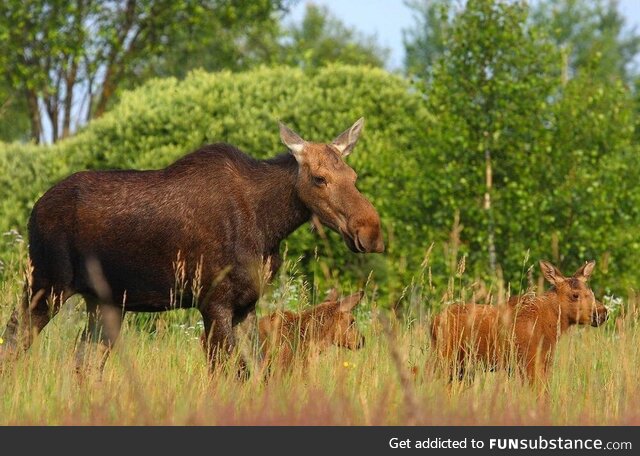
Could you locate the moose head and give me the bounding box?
[279,119,384,254]
[540,260,608,327]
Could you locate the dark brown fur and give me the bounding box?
[0,119,383,375]
[431,261,608,384]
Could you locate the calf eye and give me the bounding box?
[572,293,580,300]
[313,175,327,187]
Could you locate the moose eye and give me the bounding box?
[313,175,327,187]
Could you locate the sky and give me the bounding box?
[289,0,640,71]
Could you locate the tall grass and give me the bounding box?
[0,237,638,425]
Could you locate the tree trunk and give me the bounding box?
[62,59,78,139]
[24,90,42,144]
[93,65,115,119]
[484,148,497,273]
[93,0,138,118]
[45,97,58,143]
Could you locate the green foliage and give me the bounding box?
[532,0,640,82]
[413,0,640,292]
[403,0,450,78]
[0,80,30,141]
[404,0,640,83]
[119,0,288,83]
[0,1,387,143]
[278,4,389,70]
[0,0,286,142]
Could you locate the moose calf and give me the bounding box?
[258,291,365,371]
[431,261,608,385]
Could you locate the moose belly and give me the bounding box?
[71,217,231,311]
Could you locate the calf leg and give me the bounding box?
[74,300,124,379]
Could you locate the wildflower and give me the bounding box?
[0,337,4,345]
[342,361,355,369]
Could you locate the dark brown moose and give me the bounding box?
[431,261,608,385]
[0,118,383,375]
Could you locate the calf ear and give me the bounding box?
[539,260,566,286]
[325,288,339,302]
[574,260,596,282]
[259,313,283,337]
[332,117,364,157]
[339,291,364,312]
[279,121,307,162]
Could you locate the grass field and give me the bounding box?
[0,243,639,426]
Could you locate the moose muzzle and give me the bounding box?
[591,302,608,327]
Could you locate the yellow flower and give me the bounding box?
[0,337,4,345]
[343,361,349,368]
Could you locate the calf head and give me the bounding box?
[540,260,608,327]
[279,119,384,253]
[324,291,366,350]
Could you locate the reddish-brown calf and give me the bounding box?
[258,291,365,371]
[431,261,608,384]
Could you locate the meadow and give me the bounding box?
[1,0,640,427]
[0,240,637,426]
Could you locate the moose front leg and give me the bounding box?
[200,306,248,379]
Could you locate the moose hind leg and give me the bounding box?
[74,300,124,379]
[0,283,70,363]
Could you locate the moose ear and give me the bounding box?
[338,291,364,312]
[331,117,364,157]
[279,121,306,162]
[539,260,566,286]
[574,260,596,282]
[325,288,339,302]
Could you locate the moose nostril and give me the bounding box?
[355,225,384,253]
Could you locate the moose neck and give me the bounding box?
[541,290,572,334]
[252,153,311,253]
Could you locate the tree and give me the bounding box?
[0,0,287,143]
[111,3,388,103]
[405,0,640,291]
[279,4,388,70]
[532,0,640,83]
[403,0,450,78]
[119,0,289,85]
[420,0,560,276]
[404,0,640,83]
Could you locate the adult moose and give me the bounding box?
[0,118,384,376]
